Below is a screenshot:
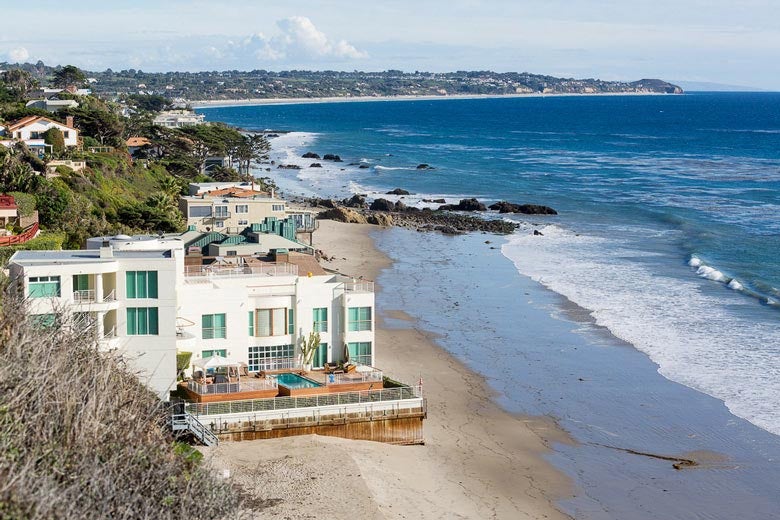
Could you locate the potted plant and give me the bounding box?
[299,331,320,372]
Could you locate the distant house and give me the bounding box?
[126,136,153,158]
[153,110,205,128]
[25,98,79,112]
[2,116,79,156]
[0,195,19,228]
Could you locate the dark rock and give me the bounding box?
[318,207,367,224]
[358,164,370,169]
[369,198,396,212]
[436,225,461,235]
[367,213,394,226]
[533,229,544,236]
[386,188,411,195]
[438,198,487,212]
[488,201,558,215]
[416,163,434,170]
[277,164,302,170]
[312,198,336,209]
[302,152,320,159]
[310,163,322,168]
[342,194,367,209]
[423,198,446,204]
[323,154,343,162]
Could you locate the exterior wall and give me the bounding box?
[180,197,287,233]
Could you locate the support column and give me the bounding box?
[95,272,104,301]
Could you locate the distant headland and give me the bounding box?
[0,61,683,102]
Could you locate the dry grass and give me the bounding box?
[0,285,241,519]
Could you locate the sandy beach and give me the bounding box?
[204,220,573,519]
[190,91,667,110]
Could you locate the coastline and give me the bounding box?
[191,91,672,109]
[206,220,573,519]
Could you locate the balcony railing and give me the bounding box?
[344,281,374,293]
[325,367,383,386]
[184,263,298,279]
[103,290,116,302]
[187,379,278,396]
[73,289,96,303]
[251,357,300,372]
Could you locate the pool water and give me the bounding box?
[275,373,322,389]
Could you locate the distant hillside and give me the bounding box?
[0,62,683,101]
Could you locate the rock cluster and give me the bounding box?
[438,198,487,211]
[302,152,320,159]
[323,154,343,162]
[488,201,558,215]
[386,188,411,195]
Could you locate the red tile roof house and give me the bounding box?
[0,115,80,157]
[0,195,19,231]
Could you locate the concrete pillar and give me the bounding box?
[95,272,103,301]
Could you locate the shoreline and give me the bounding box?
[191,91,674,109]
[206,220,573,519]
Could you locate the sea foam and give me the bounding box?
[503,226,780,436]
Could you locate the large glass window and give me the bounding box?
[347,306,372,332]
[201,349,227,358]
[28,276,61,298]
[126,307,159,335]
[31,313,57,328]
[202,313,226,339]
[235,204,248,214]
[214,205,229,217]
[314,342,328,368]
[248,344,295,371]
[254,308,291,337]
[126,271,158,299]
[347,342,372,366]
[248,311,254,336]
[313,307,328,332]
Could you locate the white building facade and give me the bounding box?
[8,235,376,401]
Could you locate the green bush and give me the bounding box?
[43,128,65,155]
[7,192,36,217]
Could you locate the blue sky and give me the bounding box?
[2,0,779,89]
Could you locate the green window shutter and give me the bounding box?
[127,308,137,335]
[216,314,226,339]
[126,272,136,299]
[73,274,89,291]
[136,271,148,298]
[148,308,159,335]
[148,271,158,299]
[248,311,254,336]
[288,308,295,334]
[202,314,213,339]
[138,307,148,334]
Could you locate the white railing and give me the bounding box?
[186,385,423,417]
[101,326,117,339]
[184,263,298,279]
[103,290,116,302]
[344,281,374,293]
[187,379,278,395]
[254,357,300,371]
[73,289,96,303]
[325,368,383,386]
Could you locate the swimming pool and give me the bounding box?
[274,373,322,389]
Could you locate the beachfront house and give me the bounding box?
[179,184,289,234]
[153,110,205,128]
[7,233,376,401]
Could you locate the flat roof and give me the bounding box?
[10,249,172,265]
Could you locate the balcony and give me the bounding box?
[184,262,298,283]
[182,378,279,403]
[344,281,374,293]
[211,211,231,220]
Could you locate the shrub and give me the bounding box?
[43,128,65,155]
[7,192,36,217]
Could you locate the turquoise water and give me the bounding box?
[201,94,780,436]
[274,373,322,389]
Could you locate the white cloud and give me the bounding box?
[228,17,367,63]
[8,47,29,62]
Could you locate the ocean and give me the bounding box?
[199,93,780,518]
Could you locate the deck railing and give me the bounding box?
[186,385,422,417]
[0,222,39,247]
[184,263,298,279]
[187,379,278,396]
[344,280,374,293]
[73,289,96,303]
[325,368,383,386]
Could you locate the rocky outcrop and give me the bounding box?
[311,198,336,208]
[358,164,370,169]
[416,164,434,170]
[309,163,322,168]
[423,198,446,204]
[277,164,302,170]
[488,201,558,215]
[318,207,367,224]
[302,152,320,159]
[438,198,487,211]
[367,213,394,226]
[323,154,343,162]
[369,198,397,211]
[342,194,368,208]
[386,188,411,195]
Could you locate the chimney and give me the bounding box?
[65,116,74,129]
[271,188,275,199]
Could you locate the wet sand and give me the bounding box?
[206,220,573,519]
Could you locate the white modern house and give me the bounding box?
[8,234,376,401]
[25,98,79,112]
[153,110,205,128]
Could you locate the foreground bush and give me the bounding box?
[0,288,241,519]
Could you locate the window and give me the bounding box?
[248,344,295,371]
[235,204,248,214]
[347,342,372,366]
[126,307,159,335]
[248,311,254,336]
[272,204,285,211]
[73,274,89,292]
[347,307,372,331]
[201,349,227,358]
[190,206,212,217]
[31,313,57,328]
[313,307,328,332]
[238,219,248,225]
[214,205,229,217]
[28,276,61,298]
[63,131,70,138]
[30,131,42,139]
[215,221,224,228]
[202,313,226,339]
[254,308,291,337]
[126,271,158,299]
[314,342,328,368]
[226,250,237,257]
